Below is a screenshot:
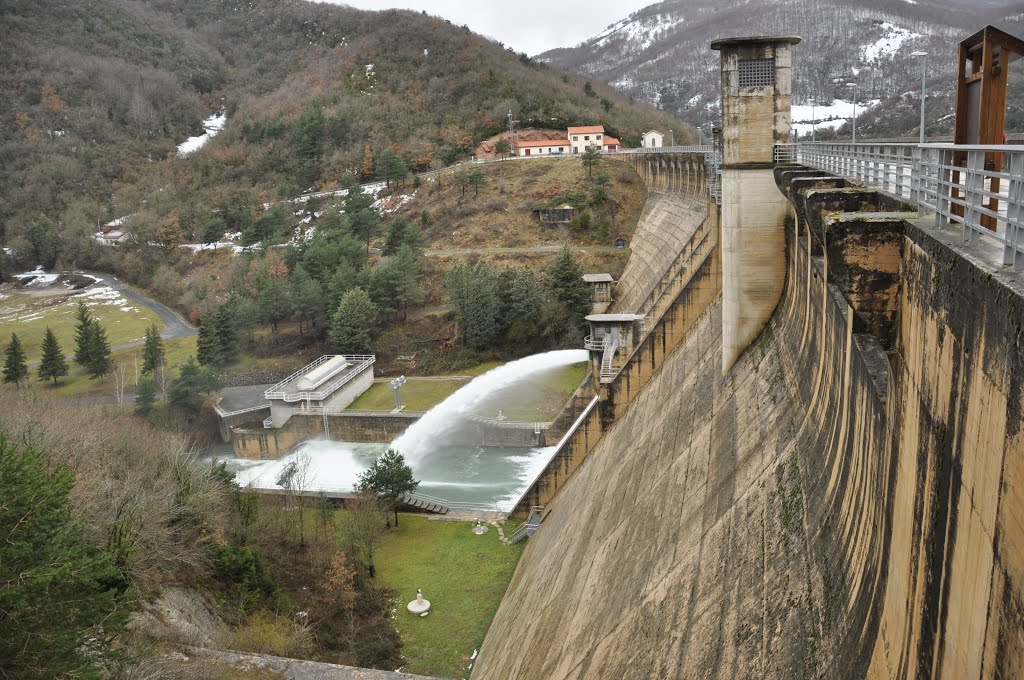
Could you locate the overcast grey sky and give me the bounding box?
[328,1,655,55]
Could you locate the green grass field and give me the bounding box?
[0,285,203,397]
[348,378,470,412]
[375,516,523,678]
[0,290,161,365]
[349,361,587,419]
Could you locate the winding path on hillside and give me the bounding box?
[85,272,196,348]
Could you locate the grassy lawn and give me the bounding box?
[375,515,523,678]
[472,362,589,422]
[0,290,162,365]
[348,377,470,412]
[17,336,198,398]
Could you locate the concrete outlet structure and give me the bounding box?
[711,35,799,372]
[264,355,375,428]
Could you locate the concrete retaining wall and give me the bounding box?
[232,413,419,459]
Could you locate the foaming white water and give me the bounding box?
[232,440,372,492]
[391,350,588,462]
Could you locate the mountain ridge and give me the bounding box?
[538,0,1024,137]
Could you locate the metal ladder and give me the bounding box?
[322,412,331,441]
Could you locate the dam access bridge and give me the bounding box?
[478,28,1024,680]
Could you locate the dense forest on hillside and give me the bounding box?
[0,0,684,264]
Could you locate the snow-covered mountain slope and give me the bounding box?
[539,0,1024,138]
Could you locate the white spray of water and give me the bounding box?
[390,349,588,462]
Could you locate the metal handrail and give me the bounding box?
[583,335,610,351]
[465,414,550,431]
[265,355,376,402]
[617,145,714,155]
[599,338,619,381]
[786,142,1024,267]
[509,395,600,513]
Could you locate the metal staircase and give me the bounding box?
[508,506,544,544]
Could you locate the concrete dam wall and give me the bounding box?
[473,174,1024,678]
[612,191,708,313]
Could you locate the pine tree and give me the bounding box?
[376,149,408,188]
[0,439,131,676]
[258,276,293,333]
[135,377,157,416]
[446,261,500,349]
[548,246,592,328]
[2,334,28,385]
[37,327,68,384]
[357,448,420,527]
[168,356,221,411]
[582,145,602,178]
[141,323,165,375]
[73,303,93,367]
[382,217,408,256]
[85,320,111,379]
[329,288,379,354]
[214,304,240,363]
[196,315,223,367]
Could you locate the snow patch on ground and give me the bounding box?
[862,22,920,63]
[790,98,882,135]
[177,110,227,157]
[13,267,59,286]
[373,192,415,215]
[78,285,136,311]
[594,13,678,51]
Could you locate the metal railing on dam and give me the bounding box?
[778,142,1024,268]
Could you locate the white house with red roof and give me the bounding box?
[516,139,571,157]
[516,126,620,157]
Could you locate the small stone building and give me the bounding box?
[583,273,614,314]
[536,204,576,224]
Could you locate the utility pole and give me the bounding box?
[912,51,928,144]
[507,107,519,157]
[811,98,816,143]
[847,82,858,144]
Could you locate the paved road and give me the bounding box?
[87,272,196,343]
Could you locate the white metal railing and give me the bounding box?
[509,395,600,513]
[215,402,270,418]
[782,142,1024,268]
[617,145,714,155]
[465,414,549,431]
[599,338,619,382]
[508,505,544,544]
[583,334,610,351]
[403,491,499,512]
[705,151,722,205]
[264,355,376,402]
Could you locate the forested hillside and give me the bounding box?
[0,0,683,262]
[539,0,1024,138]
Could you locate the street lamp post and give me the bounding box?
[669,129,674,147]
[847,82,858,143]
[911,51,928,144]
[388,375,406,411]
[810,98,816,143]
